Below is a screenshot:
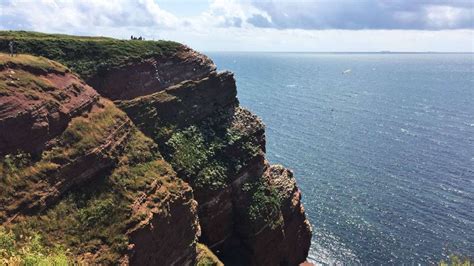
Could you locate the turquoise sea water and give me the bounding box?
[209,53,474,264]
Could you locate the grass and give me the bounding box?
[196,243,223,266]
[0,53,68,74]
[0,226,70,265]
[2,127,181,263]
[0,31,181,80]
[242,179,283,229]
[0,53,69,97]
[45,99,128,161]
[0,99,124,185]
[0,99,126,220]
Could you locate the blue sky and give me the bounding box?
[1,0,473,52]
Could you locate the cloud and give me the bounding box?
[0,0,472,51]
[190,0,270,29]
[247,0,474,30]
[0,0,179,35]
[247,14,273,28]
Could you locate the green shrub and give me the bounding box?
[162,112,261,191]
[78,198,115,227]
[242,179,283,229]
[0,227,15,257]
[166,126,210,177]
[440,255,472,266]
[195,162,227,190]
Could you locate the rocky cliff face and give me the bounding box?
[0,31,311,265]
[0,53,200,264]
[105,46,312,265]
[87,45,216,100]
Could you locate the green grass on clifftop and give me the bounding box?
[0,31,181,79]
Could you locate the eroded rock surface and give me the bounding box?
[88,45,216,100]
[114,48,312,265]
[0,54,201,264]
[0,54,99,155]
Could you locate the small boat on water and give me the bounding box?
[342,69,352,74]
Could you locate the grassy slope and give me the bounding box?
[0,31,181,80]
[0,53,71,101]
[0,52,186,263]
[0,98,179,263]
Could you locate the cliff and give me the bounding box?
[0,31,311,265]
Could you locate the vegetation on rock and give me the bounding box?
[0,31,180,80]
[242,178,283,229]
[0,99,124,215]
[0,53,68,97]
[0,226,70,265]
[196,243,223,266]
[163,109,261,190]
[1,126,180,263]
[439,255,472,266]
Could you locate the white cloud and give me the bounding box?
[0,0,473,52]
[1,0,179,34]
[424,5,473,29]
[247,0,474,30]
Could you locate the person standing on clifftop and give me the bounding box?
[9,41,15,57]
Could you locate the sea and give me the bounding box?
[208,52,474,265]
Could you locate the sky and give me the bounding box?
[1,0,473,52]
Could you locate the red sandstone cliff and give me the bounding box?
[0,40,311,265]
[102,46,312,265]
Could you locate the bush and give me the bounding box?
[196,162,227,190]
[166,126,211,177]
[242,179,283,229]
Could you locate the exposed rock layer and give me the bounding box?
[109,49,312,265]
[128,183,200,266]
[0,54,201,264]
[0,55,99,155]
[88,45,216,100]
[117,71,237,130]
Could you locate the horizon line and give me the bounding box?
[202,51,474,54]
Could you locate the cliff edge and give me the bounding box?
[0,31,311,265]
